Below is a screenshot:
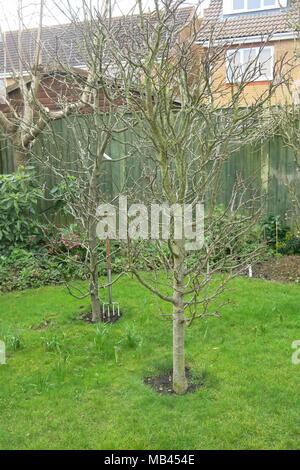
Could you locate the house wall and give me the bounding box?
[0,73,124,118]
[5,78,16,87]
[204,38,300,108]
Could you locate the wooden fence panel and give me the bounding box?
[1,116,299,223]
[0,136,14,174]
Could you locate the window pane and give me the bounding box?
[264,0,276,5]
[227,51,234,82]
[243,48,260,81]
[247,0,261,9]
[227,49,243,82]
[227,47,273,82]
[0,79,6,103]
[233,0,244,9]
[259,48,272,79]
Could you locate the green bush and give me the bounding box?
[0,170,43,249]
[2,188,299,294]
[279,237,300,255]
[0,247,87,292]
[262,215,290,249]
[261,215,300,255]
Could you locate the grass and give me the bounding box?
[0,275,300,450]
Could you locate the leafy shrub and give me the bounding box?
[279,237,300,255]
[47,224,86,254]
[0,170,44,249]
[2,191,299,294]
[261,215,300,255]
[262,215,290,249]
[0,247,87,292]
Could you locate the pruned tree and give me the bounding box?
[35,111,131,323]
[85,0,294,394]
[24,0,295,393]
[29,0,135,322]
[27,0,199,323]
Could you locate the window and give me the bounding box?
[0,79,6,103]
[226,46,274,83]
[223,0,287,14]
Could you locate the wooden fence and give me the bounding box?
[0,116,299,223]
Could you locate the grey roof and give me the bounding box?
[198,0,300,42]
[0,6,194,76]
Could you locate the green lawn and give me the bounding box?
[0,276,300,450]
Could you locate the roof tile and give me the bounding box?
[198,0,299,41]
[0,7,194,75]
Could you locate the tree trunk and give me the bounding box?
[173,299,188,395]
[89,249,101,323]
[13,147,28,171]
[90,275,101,322]
[87,93,108,323]
[172,240,188,395]
[89,222,101,323]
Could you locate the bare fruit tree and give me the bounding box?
[87,0,294,394]
[28,1,137,323]
[28,0,198,324]
[20,0,295,393]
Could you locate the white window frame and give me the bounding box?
[226,46,274,83]
[0,79,6,103]
[223,0,287,15]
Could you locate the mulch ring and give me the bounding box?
[82,307,123,324]
[252,255,300,284]
[144,367,203,395]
